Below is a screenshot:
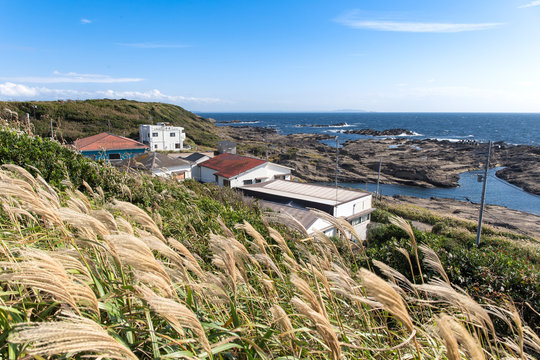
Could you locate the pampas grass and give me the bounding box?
[8,314,138,360]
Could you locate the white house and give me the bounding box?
[197,153,292,188]
[139,123,186,151]
[183,152,212,181]
[239,180,374,240]
[115,152,192,180]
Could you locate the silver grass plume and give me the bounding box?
[8,314,138,360]
[266,226,294,258]
[419,244,450,284]
[104,233,173,297]
[389,215,424,283]
[137,285,212,355]
[416,279,495,336]
[109,200,165,241]
[271,304,294,342]
[291,296,342,360]
[359,268,414,332]
[372,259,417,295]
[234,220,269,256]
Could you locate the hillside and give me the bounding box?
[0,120,538,359]
[0,99,219,147]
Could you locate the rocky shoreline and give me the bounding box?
[217,125,540,196]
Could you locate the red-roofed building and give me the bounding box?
[74,132,149,161]
[196,153,292,187]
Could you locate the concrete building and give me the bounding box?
[197,153,291,187]
[115,152,192,180]
[239,180,374,239]
[217,140,236,154]
[139,123,186,151]
[74,132,148,161]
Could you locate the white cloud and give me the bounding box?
[1,71,144,84]
[0,82,222,104]
[0,82,40,97]
[519,0,540,7]
[336,12,503,33]
[117,42,189,49]
[80,18,92,24]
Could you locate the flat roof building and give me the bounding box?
[240,180,374,239]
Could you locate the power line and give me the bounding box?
[487,174,540,198]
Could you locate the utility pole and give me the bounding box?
[375,159,382,200]
[475,141,492,247]
[50,118,54,139]
[335,136,339,206]
[264,132,268,160]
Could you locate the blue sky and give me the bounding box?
[1,0,540,112]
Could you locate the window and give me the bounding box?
[255,178,264,183]
[351,217,361,226]
[274,174,286,180]
[152,132,158,137]
[175,143,181,149]
[154,144,158,149]
[243,179,253,185]
[108,153,121,160]
[170,132,176,137]
[223,179,231,187]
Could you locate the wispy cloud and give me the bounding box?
[0,82,222,104]
[80,18,92,24]
[117,42,190,49]
[336,11,503,33]
[518,0,540,8]
[1,71,144,84]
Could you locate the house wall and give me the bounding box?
[199,166,218,183]
[229,163,291,187]
[306,218,333,235]
[81,148,147,161]
[198,162,291,187]
[334,195,372,217]
[139,124,186,151]
[152,165,192,179]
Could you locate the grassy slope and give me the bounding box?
[0,123,539,359]
[0,99,219,147]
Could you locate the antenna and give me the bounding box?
[475,141,492,246]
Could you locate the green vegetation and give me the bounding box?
[0,123,539,359]
[1,99,219,147]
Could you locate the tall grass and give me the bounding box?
[1,164,538,359]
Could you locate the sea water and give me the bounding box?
[199,112,540,214]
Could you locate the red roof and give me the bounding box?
[200,153,266,178]
[74,132,149,152]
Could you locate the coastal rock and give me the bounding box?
[217,126,540,196]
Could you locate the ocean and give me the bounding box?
[199,112,540,146]
[199,112,540,214]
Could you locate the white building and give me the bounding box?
[239,180,374,240]
[139,123,186,151]
[197,153,292,188]
[183,152,212,181]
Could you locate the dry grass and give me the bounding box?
[0,166,536,360]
